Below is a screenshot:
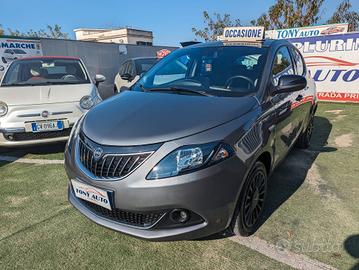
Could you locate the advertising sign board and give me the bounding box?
[0,37,43,78]
[266,23,348,39]
[288,32,359,102]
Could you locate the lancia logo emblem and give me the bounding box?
[93,147,103,161]
[41,110,49,118]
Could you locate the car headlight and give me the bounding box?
[147,142,234,180]
[80,95,95,110]
[0,102,8,117]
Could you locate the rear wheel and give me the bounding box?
[232,161,268,236]
[296,116,314,149]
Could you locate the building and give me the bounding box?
[73,28,153,46]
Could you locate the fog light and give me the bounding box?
[170,209,190,223]
[5,134,14,141]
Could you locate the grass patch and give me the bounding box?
[0,162,289,270]
[255,103,359,270]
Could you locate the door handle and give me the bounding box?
[296,95,303,101]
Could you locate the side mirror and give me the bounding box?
[121,73,134,82]
[272,75,307,95]
[94,74,106,87]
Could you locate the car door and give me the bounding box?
[271,46,303,165]
[289,47,312,131]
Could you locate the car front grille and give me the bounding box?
[3,129,71,141]
[80,199,164,228]
[78,136,153,180]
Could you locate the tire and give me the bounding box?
[231,161,268,236]
[296,116,314,149]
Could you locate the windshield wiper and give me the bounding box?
[141,85,213,97]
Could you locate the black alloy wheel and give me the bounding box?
[232,161,268,236]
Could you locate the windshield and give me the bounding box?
[135,58,158,74]
[13,49,26,54]
[1,58,91,86]
[134,45,268,97]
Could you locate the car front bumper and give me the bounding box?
[65,138,248,241]
[0,102,86,146]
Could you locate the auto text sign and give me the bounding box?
[265,23,349,39]
[220,27,265,42]
[288,33,359,103]
[71,179,112,210]
[0,37,43,78]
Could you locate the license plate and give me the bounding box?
[31,120,63,133]
[71,180,112,210]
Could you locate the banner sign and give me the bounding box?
[220,27,265,42]
[288,32,359,103]
[0,37,43,78]
[266,23,348,39]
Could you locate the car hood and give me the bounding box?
[83,91,258,146]
[0,83,94,106]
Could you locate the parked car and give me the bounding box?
[114,57,158,93]
[65,38,317,241]
[0,56,104,146]
[2,48,27,63]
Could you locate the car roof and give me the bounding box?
[16,56,81,61]
[132,57,157,61]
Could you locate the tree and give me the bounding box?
[327,0,359,31]
[251,0,324,29]
[193,0,359,40]
[7,24,69,39]
[192,11,241,41]
[0,24,4,36]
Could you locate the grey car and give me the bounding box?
[65,39,317,241]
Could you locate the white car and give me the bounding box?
[114,57,158,93]
[0,56,104,146]
[2,49,27,63]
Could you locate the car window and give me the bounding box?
[127,62,136,76]
[119,61,128,76]
[136,46,268,97]
[272,46,294,86]
[13,49,27,55]
[4,49,13,54]
[153,55,191,85]
[1,58,90,86]
[3,62,20,84]
[290,47,305,76]
[135,58,158,74]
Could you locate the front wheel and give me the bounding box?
[231,161,268,236]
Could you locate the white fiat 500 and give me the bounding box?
[0,56,104,146]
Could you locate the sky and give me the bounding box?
[1,0,358,46]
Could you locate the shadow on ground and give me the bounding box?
[0,142,66,168]
[258,116,335,228]
[344,235,359,270]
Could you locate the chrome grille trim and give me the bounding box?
[77,135,156,181]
